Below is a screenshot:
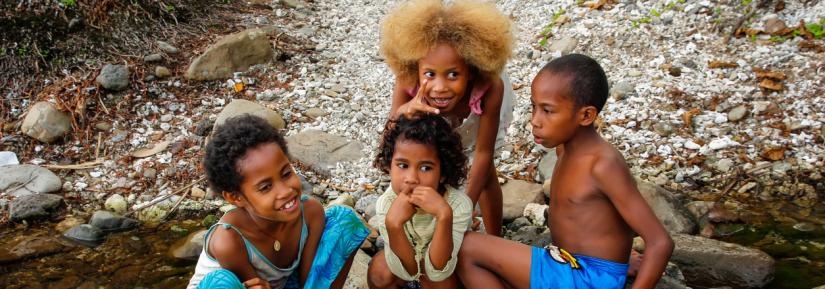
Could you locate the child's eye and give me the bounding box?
[447,72,459,79]
[396,163,409,169]
[423,71,435,78]
[282,170,292,179]
[258,184,271,193]
[420,165,433,172]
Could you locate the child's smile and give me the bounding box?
[418,43,471,112]
[236,143,303,221]
[390,140,442,194]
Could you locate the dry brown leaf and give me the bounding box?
[734,27,762,38]
[761,147,786,161]
[759,79,784,91]
[131,141,170,158]
[798,41,825,53]
[682,108,701,128]
[708,60,738,69]
[798,20,814,40]
[686,154,706,166]
[774,0,785,12]
[585,0,614,10]
[753,67,786,80]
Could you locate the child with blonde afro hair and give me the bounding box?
[381,0,515,244]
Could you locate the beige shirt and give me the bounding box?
[375,186,473,282]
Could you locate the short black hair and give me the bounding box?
[540,54,609,112]
[204,114,288,195]
[374,114,467,191]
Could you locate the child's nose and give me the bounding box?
[530,112,541,128]
[403,171,419,185]
[431,79,447,92]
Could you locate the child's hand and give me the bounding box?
[387,188,417,227]
[408,186,451,220]
[243,277,271,289]
[398,79,439,118]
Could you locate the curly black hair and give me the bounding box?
[203,114,288,196]
[540,54,609,113]
[374,114,467,191]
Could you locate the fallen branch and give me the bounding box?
[44,159,103,170]
[125,176,204,217]
[161,190,188,221]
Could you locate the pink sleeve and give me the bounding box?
[468,83,491,115]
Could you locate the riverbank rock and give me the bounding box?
[548,36,578,54]
[186,28,275,80]
[95,64,130,91]
[637,181,697,234]
[538,148,558,184]
[0,236,65,264]
[168,229,207,260]
[213,99,285,131]
[0,164,61,197]
[502,180,545,222]
[20,102,72,143]
[343,249,370,289]
[104,194,128,214]
[286,130,365,175]
[89,210,139,233]
[355,194,379,221]
[670,234,774,288]
[63,224,105,247]
[626,262,687,289]
[9,193,63,221]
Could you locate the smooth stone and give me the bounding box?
[612,81,635,100]
[9,193,63,221]
[668,234,774,288]
[511,225,544,245]
[328,193,355,208]
[305,107,328,118]
[155,66,172,78]
[104,194,128,214]
[538,148,558,184]
[89,210,139,232]
[157,41,179,54]
[637,181,697,234]
[213,99,286,131]
[95,64,130,91]
[653,122,673,137]
[355,194,379,221]
[0,236,64,264]
[0,164,62,197]
[728,105,748,122]
[144,53,163,62]
[548,36,578,54]
[185,28,276,80]
[286,130,365,175]
[20,102,72,143]
[507,217,531,232]
[168,229,207,260]
[502,180,545,222]
[63,224,105,247]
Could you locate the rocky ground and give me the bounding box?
[2,0,825,288]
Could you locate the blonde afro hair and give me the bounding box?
[380,0,515,83]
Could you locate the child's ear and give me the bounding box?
[222,191,247,207]
[578,106,598,126]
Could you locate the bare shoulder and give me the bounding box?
[302,197,325,227]
[590,140,638,196]
[208,221,248,262]
[591,140,630,175]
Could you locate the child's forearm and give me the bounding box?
[466,150,493,204]
[386,221,420,276]
[427,211,454,270]
[631,237,674,289]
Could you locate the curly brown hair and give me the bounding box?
[374,114,467,191]
[380,0,514,84]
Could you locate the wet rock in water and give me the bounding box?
[0,164,62,197]
[20,102,72,143]
[0,236,64,264]
[305,107,328,118]
[144,53,163,62]
[637,181,697,234]
[157,41,179,54]
[548,36,578,54]
[286,130,365,175]
[507,217,532,232]
[96,64,130,91]
[670,234,774,288]
[214,99,285,131]
[104,194,128,214]
[89,210,139,232]
[329,193,355,208]
[538,148,557,184]
[168,229,207,260]
[502,180,545,222]
[355,194,379,221]
[155,66,172,78]
[343,250,370,289]
[56,216,84,233]
[64,224,105,247]
[612,81,636,100]
[9,193,64,221]
[186,28,276,80]
[727,105,748,122]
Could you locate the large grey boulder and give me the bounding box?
[95,64,130,91]
[637,181,697,234]
[89,210,139,233]
[9,193,63,221]
[186,28,275,80]
[213,99,285,131]
[286,130,365,175]
[0,165,61,197]
[20,102,72,143]
[501,180,545,222]
[670,234,774,288]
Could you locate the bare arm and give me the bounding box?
[593,155,674,289]
[297,198,325,287]
[381,191,419,279]
[208,226,265,285]
[465,78,504,204]
[408,187,454,270]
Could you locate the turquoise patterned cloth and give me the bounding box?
[196,205,369,289]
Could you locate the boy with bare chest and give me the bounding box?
[456,54,674,289]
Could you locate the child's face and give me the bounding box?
[389,139,442,194]
[417,43,471,112]
[233,143,302,222]
[530,72,580,148]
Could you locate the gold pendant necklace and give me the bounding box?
[273,240,281,252]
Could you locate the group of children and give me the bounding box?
[186,0,674,288]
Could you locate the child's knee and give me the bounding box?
[368,253,397,288]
